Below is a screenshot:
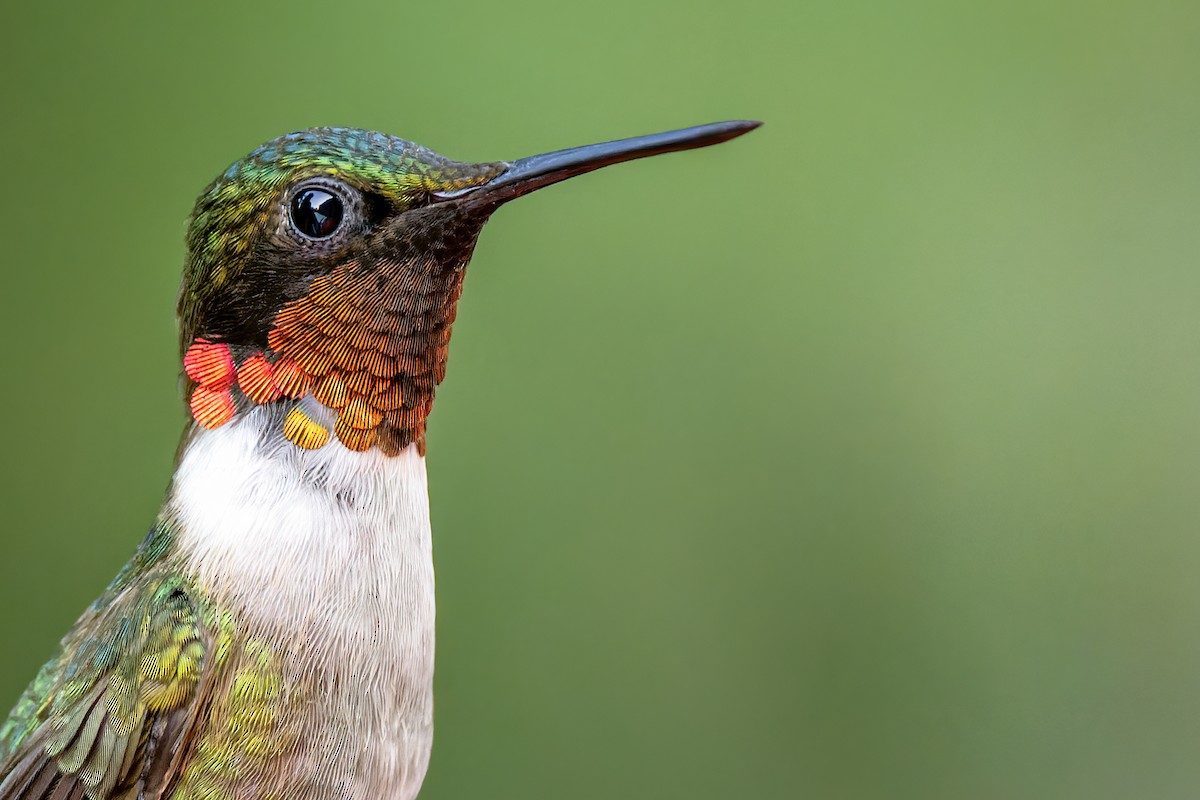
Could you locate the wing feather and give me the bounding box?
[22,762,56,800]
[0,574,216,800]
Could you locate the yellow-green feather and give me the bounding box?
[171,639,297,800]
[0,521,231,800]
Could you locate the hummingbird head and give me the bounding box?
[177,122,759,455]
[180,129,504,357]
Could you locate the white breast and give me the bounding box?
[165,406,436,800]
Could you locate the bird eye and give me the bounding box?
[290,187,344,239]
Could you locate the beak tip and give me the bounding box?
[726,119,764,136]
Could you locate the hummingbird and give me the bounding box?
[0,119,759,800]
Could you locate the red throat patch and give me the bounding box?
[184,255,463,456]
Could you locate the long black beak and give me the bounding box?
[439,120,761,208]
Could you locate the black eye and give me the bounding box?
[290,188,344,238]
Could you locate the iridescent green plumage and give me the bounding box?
[0,524,178,758]
[0,525,216,800]
[170,641,292,800]
[0,523,297,800]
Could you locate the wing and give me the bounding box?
[0,573,219,800]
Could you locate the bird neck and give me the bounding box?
[164,404,435,630]
[161,404,440,798]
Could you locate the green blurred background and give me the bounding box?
[2,1,1199,797]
